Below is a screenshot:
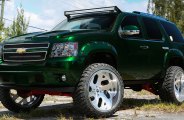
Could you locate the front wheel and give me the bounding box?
[73,63,124,118]
[159,66,184,104]
[0,88,44,113]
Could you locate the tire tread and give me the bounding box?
[73,63,124,118]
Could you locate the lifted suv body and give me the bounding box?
[0,6,184,117]
[1,7,183,89]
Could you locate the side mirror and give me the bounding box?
[118,25,140,37]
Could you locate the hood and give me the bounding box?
[3,30,99,44]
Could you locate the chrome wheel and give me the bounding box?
[0,88,44,113]
[10,89,41,107]
[174,71,184,102]
[73,63,124,117]
[88,70,121,112]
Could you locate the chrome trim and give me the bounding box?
[4,48,48,51]
[162,47,169,50]
[3,51,47,62]
[3,51,47,54]
[140,45,149,49]
[3,43,49,62]
[3,43,50,50]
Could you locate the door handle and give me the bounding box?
[140,46,149,49]
[162,47,169,50]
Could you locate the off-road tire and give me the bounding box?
[159,66,184,104]
[0,88,44,113]
[73,63,124,118]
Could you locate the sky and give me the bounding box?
[3,0,148,32]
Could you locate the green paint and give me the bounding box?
[68,36,74,41]
[56,35,60,39]
[81,46,86,51]
[66,57,76,61]
[0,9,182,91]
[0,60,3,64]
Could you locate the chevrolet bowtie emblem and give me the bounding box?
[16,48,26,54]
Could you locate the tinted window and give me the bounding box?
[121,16,142,38]
[143,18,162,40]
[161,22,184,42]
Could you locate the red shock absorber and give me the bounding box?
[142,83,156,94]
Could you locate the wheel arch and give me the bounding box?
[164,49,184,69]
[79,42,118,68]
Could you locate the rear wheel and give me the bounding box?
[0,88,44,113]
[159,66,184,104]
[73,63,124,118]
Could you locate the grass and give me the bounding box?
[0,104,5,109]
[0,105,90,120]
[141,102,184,112]
[121,97,184,113]
[0,114,19,120]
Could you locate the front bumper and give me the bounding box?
[0,57,85,90]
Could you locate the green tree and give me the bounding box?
[0,22,4,41]
[6,5,29,37]
[147,0,184,34]
[0,0,5,41]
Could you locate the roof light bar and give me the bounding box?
[65,6,121,19]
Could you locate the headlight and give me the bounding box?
[51,42,78,57]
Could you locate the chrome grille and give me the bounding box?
[3,43,49,49]
[3,43,49,62]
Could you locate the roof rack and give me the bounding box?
[64,6,121,19]
[133,11,168,21]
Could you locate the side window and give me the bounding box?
[120,15,142,38]
[161,22,184,43]
[143,18,163,40]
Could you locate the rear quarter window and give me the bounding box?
[161,22,184,43]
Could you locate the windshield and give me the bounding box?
[52,15,116,31]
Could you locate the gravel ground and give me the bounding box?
[0,90,183,120]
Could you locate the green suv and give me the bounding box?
[0,6,184,117]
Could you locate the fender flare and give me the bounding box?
[164,49,184,69]
[79,41,118,63]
